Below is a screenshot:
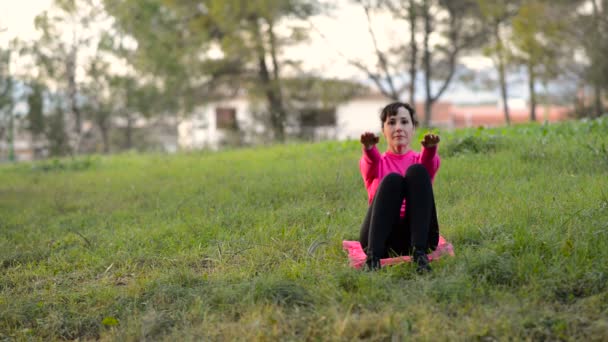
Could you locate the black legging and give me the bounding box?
[359,164,439,259]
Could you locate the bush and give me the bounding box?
[443,129,504,157]
[31,156,98,172]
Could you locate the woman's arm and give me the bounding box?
[360,132,381,185]
[420,133,441,181]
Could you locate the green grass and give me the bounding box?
[1,118,607,340]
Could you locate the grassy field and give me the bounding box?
[1,117,608,341]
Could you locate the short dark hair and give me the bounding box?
[380,102,418,128]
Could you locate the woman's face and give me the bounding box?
[382,106,415,153]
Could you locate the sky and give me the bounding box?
[0,0,53,44]
[0,0,503,104]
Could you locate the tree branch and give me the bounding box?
[363,4,399,99]
[430,12,459,102]
[430,46,458,102]
[307,19,397,100]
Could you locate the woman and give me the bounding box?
[359,102,441,272]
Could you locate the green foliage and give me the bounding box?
[104,0,325,140]
[254,279,314,308]
[443,127,504,156]
[465,249,517,286]
[1,118,607,340]
[509,0,579,99]
[101,316,119,327]
[45,105,70,156]
[282,77,367,109]
[579,0,608,88]
[31,155,98,172]
[26,83,45,137]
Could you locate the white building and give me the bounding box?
[178,97,260,150]
[178,93,394,150]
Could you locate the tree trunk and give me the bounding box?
[252,18,286,142]
[422,0,432,126]
[495,22,510,125]
[1,73,15,161]
[126,114,133,149]
[67,48,82,135]
[99,121,109,153]
[47,107,69,156]
[408,0,418,106]
[267,20,286,142]
[591,0,603,118]
[66,47,83,156]
[424,99,434,128]
[8,109,14,162]
[527,62,537,121]
[594,83,603,118]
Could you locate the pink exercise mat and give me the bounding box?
[342,235,455,269]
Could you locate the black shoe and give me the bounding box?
[365,255,381,271]
[413,250,432,274]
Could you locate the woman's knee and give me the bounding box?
[376,173,403,195]
[405,164,430,181]
[379,173,403,187]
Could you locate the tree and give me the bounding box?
[46,101,70,156]
[25,82,46,157]
[104,0,323,142]
[26,83,46,139]
[582,0,608,117]
[322,0,486,126]
[80,57,112,153]
[511,0,571,121]
[421,0,487,126]
[337,0,417,103]
[19,0,168,154]
[20,0,106,153]
[477,0,521,125]
[108,75,161,150]
[347,0,487,125]
[316,0,422,104]
[402,0,420,106]
[0,43,15,161]
[102,0,224,116]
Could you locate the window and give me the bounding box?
[215,107,237,130]
[300,107,336,127]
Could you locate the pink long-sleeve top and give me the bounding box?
[360,145,440,216]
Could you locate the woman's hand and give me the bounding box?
[421,133,440,148]
[360,132,379,150]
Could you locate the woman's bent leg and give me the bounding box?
[403,164,437,251]
[359,204,372,251]
[403,164,438,272]
[363,173,405,260]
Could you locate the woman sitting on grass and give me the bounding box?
[359,102,441,272]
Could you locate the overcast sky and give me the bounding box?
[0,0,53,43]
